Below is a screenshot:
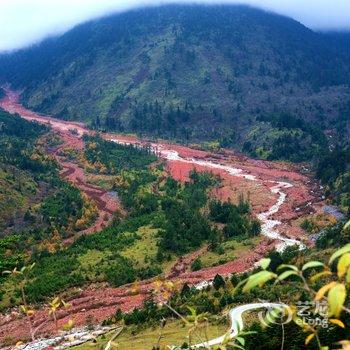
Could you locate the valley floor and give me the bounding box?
[0,88,331,345]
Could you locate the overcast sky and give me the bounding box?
[1,0,350,52]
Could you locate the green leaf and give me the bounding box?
[239,331,257,336]
[277,264,299,272]
[277,270,300,282]
[242,271,277,292]
[329,244,350,265]
[310,270,332,283]
[264,309,278,325]
[232,278,248,295]
[337,253,350,278]
[347,267,350,284]
[343,219,350,231]
[236,336,245,346]
[263,311,273,326]
[328,283,346,317]
[302,261,324,271]
[259,258,271,270]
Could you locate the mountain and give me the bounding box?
[1,5,350,152]
[324,31,350,54]
[1,6,350,347]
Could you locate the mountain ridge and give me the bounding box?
[1,4,350,152]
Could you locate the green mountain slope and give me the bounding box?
[1,5,350,145]
[0,109,85,237]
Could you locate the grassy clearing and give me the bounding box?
[120,226,176,273]
[86,174,116,191]
[78,250,111,281]
[120,226,159,267]
[72,319,228,350]
[200,237,260,268]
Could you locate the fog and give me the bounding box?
[1,0,350,52]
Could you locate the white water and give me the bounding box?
[113,141,304,251]
[2,91,304,350]
[257,181,305,252]
[153,147,304,350]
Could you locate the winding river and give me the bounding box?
[142,147,303,349]
[1,86,304,253]
[144,144,304,252]
[1,88,305,349]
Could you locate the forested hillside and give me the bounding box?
[0,130,263,315]
[0,109,90,275]
[1,5,350,151]
[1,93,348,347]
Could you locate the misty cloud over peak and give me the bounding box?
[1,0,350,52]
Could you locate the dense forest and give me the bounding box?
[0,5,350,149]
[0,109,89,276]
[241,112,329,162]
[316,143,350,214]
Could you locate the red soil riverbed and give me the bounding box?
[0,90,122,244]
[0,88,325,344]
[0,243,272,344]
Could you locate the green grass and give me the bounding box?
[86,175,115,190]
[72,319,228,350]
[0,167,38,230]
[200,237,260,268]
[120,226,176,273]
[120,226,159,265]
[77,250,111,281]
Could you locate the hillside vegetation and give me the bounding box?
[1,5,350,154]
[80,222,350,350]
[0,97,348,349]
[0,109,60,234]
[0,134,260,307]
[0,6,349,348]
[0,109,92,279]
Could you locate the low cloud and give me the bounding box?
[1,0,350,52]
